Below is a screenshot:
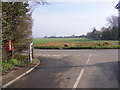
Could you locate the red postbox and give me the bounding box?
[8,40,12,51]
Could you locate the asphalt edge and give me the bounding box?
[1,59,40,88]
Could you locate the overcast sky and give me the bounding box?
[32,0,118,38]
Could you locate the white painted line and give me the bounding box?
[72,68,84,90]
[37,50,90,52]
[63,55,68,56]
[72,54,91,89]
[45,54,51,56]
[86,54,91,64]
[42,55,47,56]
[39,54,51,56]
[47,55,50,56]
[52,55,59,56]
[35,54,41,56]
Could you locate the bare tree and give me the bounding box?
[107,15,118,29]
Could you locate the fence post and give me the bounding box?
[28,42,33,63]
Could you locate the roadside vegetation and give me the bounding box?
[2,57,29,75]
[1,2,32,75]
[1,2,46,75]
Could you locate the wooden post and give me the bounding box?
[28,42,33,63]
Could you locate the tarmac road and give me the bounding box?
[7,49,119,88]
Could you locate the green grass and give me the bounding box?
[8,59,19,66]
[2,56,40,75]
[2,59,30,75]
[33,38,91,45]
[2,62,14,73]
[34,45,120,49]
[33,38,119,49]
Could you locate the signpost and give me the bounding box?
[99,35,102,46]
[115,1,120,11]
[28,42,33,63]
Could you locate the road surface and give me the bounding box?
[7,49,119,88]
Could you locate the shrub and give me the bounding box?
[8,59,19,66]
[103,42,109,46]
[2,62,14,73]
[15,54,28,61]
[17,60,30,67]
[64,44,69,47]
[17,60,25,67]
[34,46,60,49]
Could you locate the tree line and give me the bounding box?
[86,15,118,40]
[44,15,118,40]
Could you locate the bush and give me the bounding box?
[8,59,19,66]
[2,62,14,73]
[64,44,69,47]
[17,60,26,67]
[17,60,30,67]
[15,54,28,61]
[34,46,60,49]
[2,58,30,74]
[103,42,109,46]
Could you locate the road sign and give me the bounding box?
[115,1,120,11]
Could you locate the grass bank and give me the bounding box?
[2,56,39,75]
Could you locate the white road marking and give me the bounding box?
[72,68,84,90]
[36,54,82,57]
[72,54,91,89]
[46,55,50,56]
[86,54,91,64]
[36,50,90,52]
[63,55,68,56]
[43,54,51,56]
[52,55,60,56]
[35,54,41,56]
[42,54,46,56]
[38,54,85,57]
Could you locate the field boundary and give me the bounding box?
[33,45,120,49]
[33,38,120,49]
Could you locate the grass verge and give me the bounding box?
[34,45,120,49]
[2,57,39,75]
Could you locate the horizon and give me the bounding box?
[32,0,118,38]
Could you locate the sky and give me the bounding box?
[32,0,118,38]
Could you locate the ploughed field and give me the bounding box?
[33,38,120,49]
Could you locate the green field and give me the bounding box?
[33,38,120,49]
